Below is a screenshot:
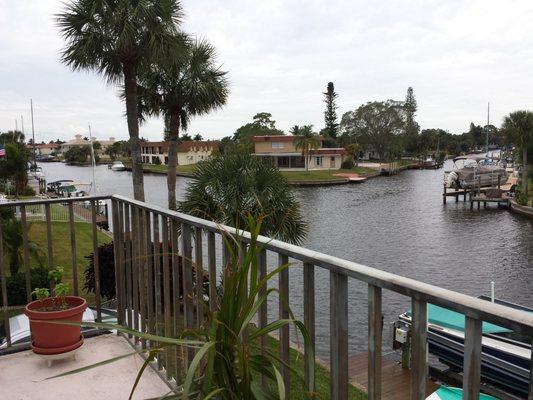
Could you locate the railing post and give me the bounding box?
[138,209,147,348]
[181,222,194,362]
[278,253,290,397]
[152,213,162,370]
[0,221,11,347]
[111,200,123,325]
[20,205,31,303]
[90,200,101,322]
[44,203,53,269]
[258,248,268,387]
[195,227,204,327]
[131,206,140,339]
[303,262,315,390]
[68,203,78,296]
[161,216,172,378]
[330,271,348,400]
[145,210,154,338]
[410,298,427,400]
[124,204,133,334]
[170,219,181,379]
[368,284,382,400]
[207,231,217,312]
[463,317,482,400]
[527,337,533,400]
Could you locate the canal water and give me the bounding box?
[39,162,533,358]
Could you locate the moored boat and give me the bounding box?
[445,155,508,189]
[110,160,126,171]
[426,386,498,399]
[394,297,532,397]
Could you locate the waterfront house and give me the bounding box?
[252,135,346,170]
[60,134,116,156]
[140,140,219,165]
[26,143,61,157]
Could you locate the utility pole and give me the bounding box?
[30,99,36,167]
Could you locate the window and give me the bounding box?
[271,142,284,149]
[315,156,323,166]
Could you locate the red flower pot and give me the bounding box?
[24,296,88,355]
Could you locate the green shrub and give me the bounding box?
[0,267,50,306]
[152,157,161,165]
[516,193,528,205]
[21,186,35,196]
[341,157,355,169]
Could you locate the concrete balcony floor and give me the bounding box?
[0,334,169,399]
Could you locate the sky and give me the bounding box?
[1,0,533,143]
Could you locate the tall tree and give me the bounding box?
[293,125,321,171]
[403,87,420,155]
[323,82,339,138]
[57,0,186,201]
[0,131,28,195]
[340,100,404,161]
[501,110,533,198]
[137,38,228,210]
[233,113,284,142]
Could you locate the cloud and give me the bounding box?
[1,0,533,142]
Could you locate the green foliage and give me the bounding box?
[341,157,355,169]
[0,267,50,307]
[0,131,29,195]
[293,125,321,171]
[83,242,119,300]
[1,216,44,276]
[48,267,64,284]
[64,145,90,164]
[323,82,339,138]
[152,156,162,165]
[179,215,315,399]
[32,287,50,301]
[179,152,307,244]
[340,100,404,161]
[233,112,285,142]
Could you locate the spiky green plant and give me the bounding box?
[293,126,321,172]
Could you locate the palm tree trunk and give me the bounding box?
[523,146,528,197]
[123,63,145,201]
[167,114,180,210]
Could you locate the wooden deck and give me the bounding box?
[348,352,439,399]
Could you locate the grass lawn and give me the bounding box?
[2,221,112,303]
[281,167,377,183]
[262,334,366,399]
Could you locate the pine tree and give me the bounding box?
[404,86,420,154]
[323,82,339,138]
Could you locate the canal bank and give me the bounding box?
[37,161,533,361]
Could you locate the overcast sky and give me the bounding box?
[1,0,533,143]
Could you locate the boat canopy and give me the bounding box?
[409,304,511,334]
[428,386,498,400]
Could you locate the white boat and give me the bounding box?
[110,161,126,171]
[445,155,508,189]
[426,386,497,399]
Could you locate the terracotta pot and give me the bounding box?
[24,296,87,355]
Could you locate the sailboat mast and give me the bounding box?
[486,102,490,154]
[88,123,97,195]
[21,115,24,135]
[30,99,36,166]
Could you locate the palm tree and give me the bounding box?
[137,38,228,210]
[57,0,187,201]
[2,217,43,276]
[293,125,321,171]
[502,110,533,197]
[178,152,307,244]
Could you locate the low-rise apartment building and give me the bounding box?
[252,135,346,170]
[140,140,219,165]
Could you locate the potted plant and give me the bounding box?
[24,267,87,356]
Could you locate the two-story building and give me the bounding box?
[140,140,219,165]
[26,143,61,157]
[252,135,346,170]
[60,134,116,155]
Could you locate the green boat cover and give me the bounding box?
[409,304,511,334]
[433,386,498,400]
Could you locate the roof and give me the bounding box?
[253,135,326,143]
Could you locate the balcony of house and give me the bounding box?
[1,196,532,400]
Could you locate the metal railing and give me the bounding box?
[1,194,532,400]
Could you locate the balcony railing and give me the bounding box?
[1,195,532,400]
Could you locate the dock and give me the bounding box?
[348,352,439,399]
